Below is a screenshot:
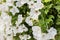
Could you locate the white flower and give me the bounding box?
[32,26,42,40]
[0,34,4,40]
[10,6,19,15]
[1,12,12,26]
[37,0,42,3]
[16,15,23,26]
[34,3,44,10]
[48,27,57,34]
[16,1,23,7]
[17,26,24,33]
[0,12,12,32]
[25,16,33,26]
[16,0,30,7]
[43,27,57,40]
[17,24,28,33]
[6,0,14,6]
[29,9,41,20]
[5,28,13,40]
[0,3,9,12]
[12,27,17,36]
[6,34,13,40]
[47,27,57,39]
[27,1,44,10]
[0,18,5,32]
[6,27,13,36]
[32,26,41,32]
[19,34,31,40]
[21,24,28,32]
[27,1,35,9]
[21,0,29,5]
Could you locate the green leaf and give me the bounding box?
[44,4,53,14]
[57,15,60,18]
[49,15,54,19]
[56,18,60,25]
[56,22,60,25]
[46,18,52,23]
[11,15,18,26]
[13,36,20,40]
[44,0,52,3]
[54,5,60,11]
[55,0,60,4]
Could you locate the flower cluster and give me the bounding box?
[0,0,57,40]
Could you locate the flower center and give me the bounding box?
[31,4,33,6]
[35,10,38,13]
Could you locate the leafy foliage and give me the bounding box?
[6,0,60,40]
[41,0,60,40]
